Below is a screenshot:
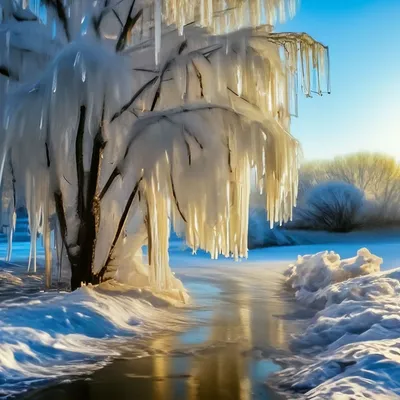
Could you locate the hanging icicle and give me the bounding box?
[154,0,162,65]
[0,0,329,293]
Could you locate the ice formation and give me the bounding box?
[274,249,400,399]
[0,0,329,291]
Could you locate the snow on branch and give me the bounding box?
[0,0,328,291]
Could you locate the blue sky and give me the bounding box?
[278,0,400,161]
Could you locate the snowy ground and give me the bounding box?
[271,244,400,399]
[1,230,400,398]
[0,267,188,397]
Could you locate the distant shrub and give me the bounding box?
[248,152,400,246]
[298,153,400,228]
[289,181,364,233]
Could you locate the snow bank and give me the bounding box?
[273,249,400,399]
[285,248,382,295]
[0,275,186,397]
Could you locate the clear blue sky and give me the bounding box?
[278,0,400,161]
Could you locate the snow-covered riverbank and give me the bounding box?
[0,270,188,397]
[2,232,400,398]
[273,246,400,399]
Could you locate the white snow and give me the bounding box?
[0,273,187,397]
[275,248,400,399]
[3,234,400,398]
[285,248,382,295]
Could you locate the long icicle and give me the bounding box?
[154,0,162,65]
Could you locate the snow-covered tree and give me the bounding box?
[0,0,330,292]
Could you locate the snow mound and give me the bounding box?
[276,337,400,399]
[285,248,382,294]
[273,249,400,399]
[0,279,186,397]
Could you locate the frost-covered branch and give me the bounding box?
[75,106,86,221]
[0,0,329,292]
[115,0,142,52]
[100,176,143,280]
[41,0,70,41]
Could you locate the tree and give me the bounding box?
[325,153,400,197]
[300,153,400,221]
[0,0,329,292]
[290,181,364,233]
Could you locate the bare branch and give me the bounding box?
[111,76,158,122]
[112,9,124,27]
[100,167,121,200]
[42,0,70,42]
[150,41,187,111]
[99,177,143,279]
[115,1,143,52]
[75,106,86,221]
[170,168,187,222]
[0,66,18,81]
[9,154,16,209]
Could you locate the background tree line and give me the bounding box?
[249,152,400,248]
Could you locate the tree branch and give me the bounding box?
[53,190,72,264]
[98,177,143,279]
[75,105,86,221]
[42,0,70,42]
[150,41,187,112]
[170,168,187,222]
[0,65,18,81]
[100,167,121,200]
[9,154,16,209]
[111,76,158,122]
[115,0,142,52]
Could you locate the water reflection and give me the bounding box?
[21,268,300,400]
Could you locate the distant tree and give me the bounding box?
[299,153,400,219]
[325,153,400,198]
[298,160,328,200]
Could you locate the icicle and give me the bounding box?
[200,0,206,26]
[54,219,63,284]
[207,0,213,26]
[51,70,57,93]
[146,177,172,291]
[154,0,162,65]
[0,0,326,294]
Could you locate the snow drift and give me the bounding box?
[0,271,186,397]
[285,248,382,296]
[273,249,400,399]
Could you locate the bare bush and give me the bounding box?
[299,153,400,225]
[289,181,364,232]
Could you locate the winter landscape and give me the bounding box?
[1,0,400,399]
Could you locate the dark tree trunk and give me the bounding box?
[71,123,105,290]
[57,101,143,291]
[55,105,107,291]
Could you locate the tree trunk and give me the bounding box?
[70,122,105,290]
[70,198,100,290]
